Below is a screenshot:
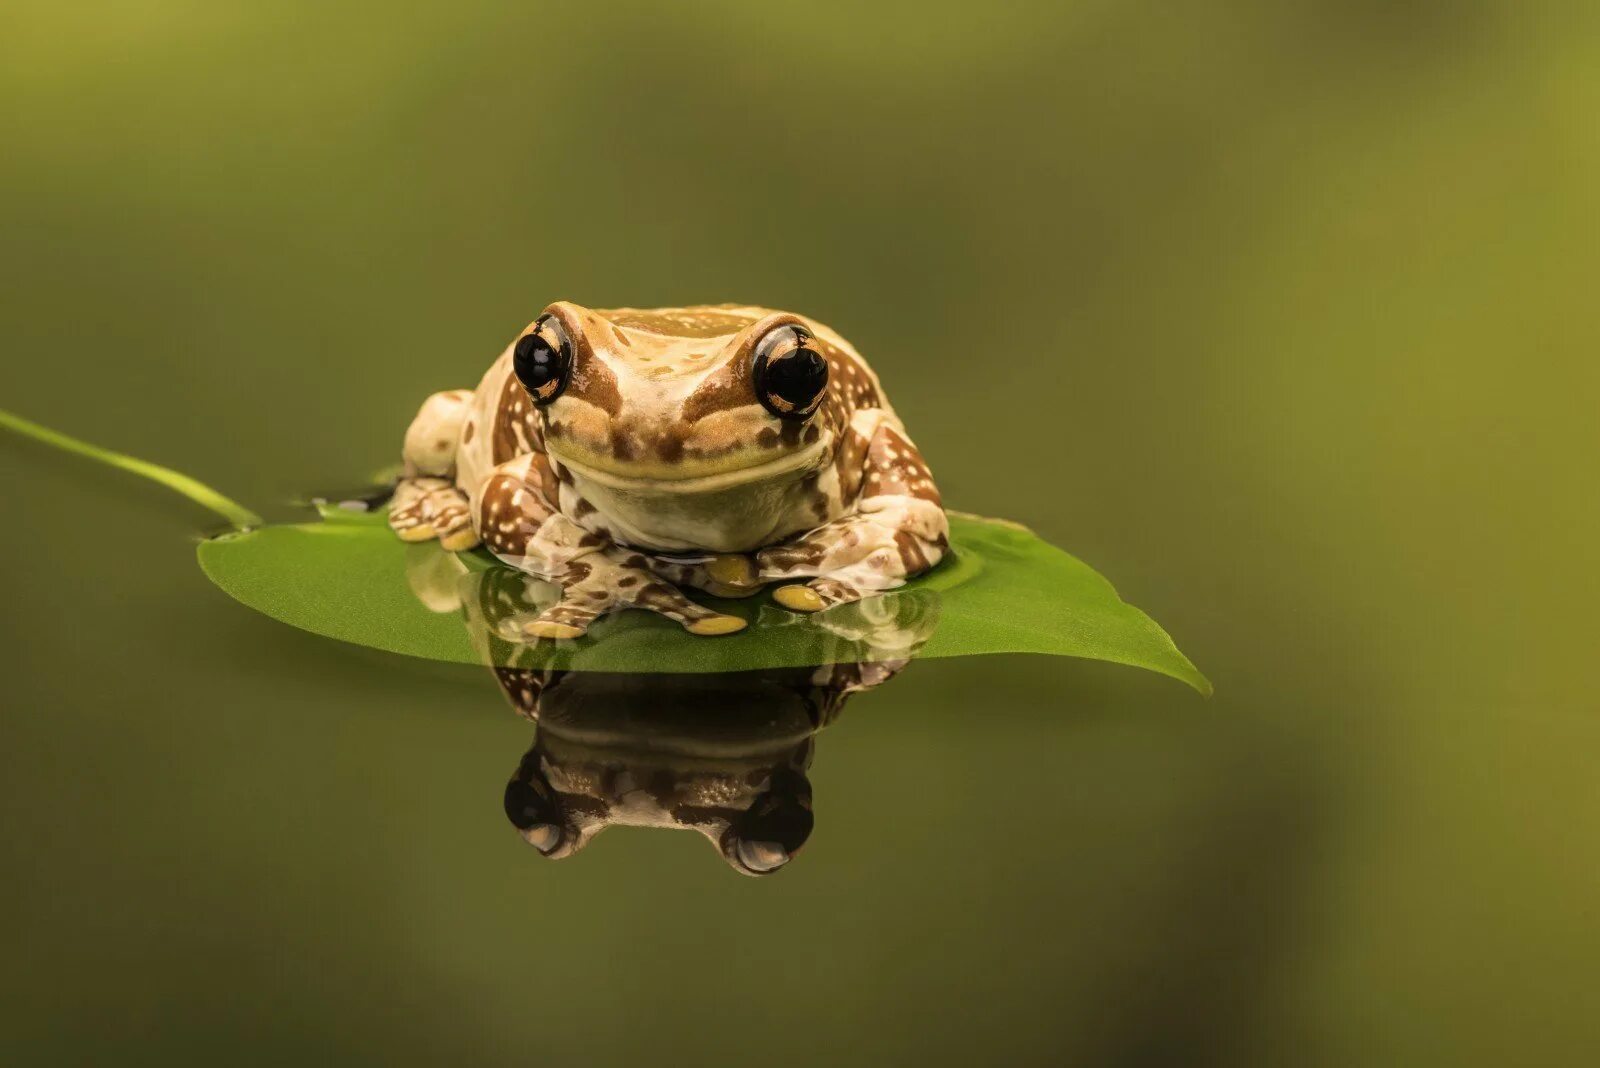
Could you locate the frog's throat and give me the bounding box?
[546,441,827,494]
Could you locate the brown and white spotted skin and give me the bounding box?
[389,302,948,639]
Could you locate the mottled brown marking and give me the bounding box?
[598,307,753,339]
[834,429,871,502]
[859,425,940,504]
[477,471,553,556]
[532,454,562,504]
[680,356,756,423]
[766,540,826,568]
[568,350,624,418]
[654,425,686,463]
[492,372,534,464]
[756,427,779,448]
[635,583,676,607]
[894,528,930,574]
[608,426,637,461]
[811,578,856,606]
[492,667,546,715]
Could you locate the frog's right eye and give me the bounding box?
[512,315,573,405]
[720,768,814,876]
[504,775,568,856]
[752,323,829,421]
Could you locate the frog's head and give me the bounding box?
[506,303,853,548]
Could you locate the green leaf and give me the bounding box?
[198,508,1211,694]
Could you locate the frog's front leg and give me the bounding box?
[478,457,748,639]
[757,421,949,612]
[389,390,480,551]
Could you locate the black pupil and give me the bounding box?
[763,342,828,415]
[513,328,568,400]
[503,778,556,831]
[736,780,814,859]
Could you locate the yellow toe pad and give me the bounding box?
[394,524,437,543]
[705,581,762,599]
[686,614,748,636]
[525,620,585,640]
[706,554,758,587]
[773,585,825,612]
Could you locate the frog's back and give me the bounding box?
[594,304,769,340]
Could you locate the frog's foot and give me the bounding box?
[523,557,748,640]
[759,534,908,614]
[757,491,948,615]
[389,477,480,552]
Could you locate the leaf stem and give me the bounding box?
[0,407,263,530]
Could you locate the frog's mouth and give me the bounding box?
[546,440,827,495]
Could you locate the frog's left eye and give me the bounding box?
[753,323,829,421]
[512,315,573,405]
[504,773,568,856]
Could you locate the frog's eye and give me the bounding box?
[512,315,573,405]
[504,774,568,856]
[752,323,829,421]
[720,768,813,876]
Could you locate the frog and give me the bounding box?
[387,302,948,639]
[497,668,831,875]
[495,657,930,875]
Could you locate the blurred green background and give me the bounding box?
[2,1,1596,1064]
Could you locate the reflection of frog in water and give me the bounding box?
[388,303,947,639]
[401,543,937,874]
[496,665,907,876]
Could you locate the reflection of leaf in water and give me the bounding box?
[198,507,1210,693]
[457,556,944,676]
